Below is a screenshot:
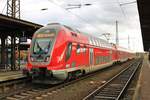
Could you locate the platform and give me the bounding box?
[0,70,25,82]
[140,55,150,100]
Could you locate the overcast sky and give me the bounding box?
[0,0,143,52]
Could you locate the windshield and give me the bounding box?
[32,28,57,55]
[33,38,52,54]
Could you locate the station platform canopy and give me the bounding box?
[0,14,43,38]
[0,14,43,70]
[137,0,150,51]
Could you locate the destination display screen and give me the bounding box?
[36,33,55,38]
[35,28,56,38]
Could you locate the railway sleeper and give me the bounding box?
[6,97,18,100]
[20,92,31,96]
[14,95,25,99]
[94,95,116,100]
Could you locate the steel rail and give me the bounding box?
[83,58,142,100]
[1,60,135,100]
[0,77,31,99]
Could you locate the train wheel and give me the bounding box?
[66,72,72,81]
[82,70,86,76]
[74,70,82,79]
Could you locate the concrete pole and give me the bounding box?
[116,21,119,46]
[128,35,130,49]
[1,36,6,69]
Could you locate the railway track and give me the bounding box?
[83,58,142,100]
[0,76,29,94]
[0,59,136,100]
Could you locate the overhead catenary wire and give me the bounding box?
[47,0,130,40]
[115,0,138,50]
[116,0,137,20]
[2,2,7,14]
[116,0,127,18]
[47,0,104,34]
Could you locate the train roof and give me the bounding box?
[45,23,133,52]
[47,23,81,33]
[46,23,112,48]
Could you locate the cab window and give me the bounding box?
[76,44,80,54]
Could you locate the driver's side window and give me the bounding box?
[66,42,72,61]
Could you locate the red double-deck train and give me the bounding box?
[25,23,134,84]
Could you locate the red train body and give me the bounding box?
[26,23,134,83]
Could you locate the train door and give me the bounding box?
[89,48,94,65]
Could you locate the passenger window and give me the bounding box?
[83,46,86,53]
[96,57,99,64]
[96,40,99,46]
[66,42,72,61]
[94,39,96,46]
[89,39,92,45]
[76,44,80,54]
[98,41,100,47]
[91,39,94,45]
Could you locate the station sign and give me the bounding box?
[20,37,27,42]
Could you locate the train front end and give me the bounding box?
[25,24,66,84]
